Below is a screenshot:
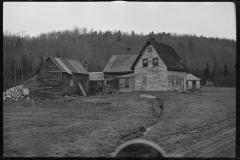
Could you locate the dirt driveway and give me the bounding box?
[3,87,235,157]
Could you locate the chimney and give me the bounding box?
[149,37,155,41]
[84,61,88,72]
[127,47,131,54]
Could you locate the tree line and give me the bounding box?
[3,27,236,91]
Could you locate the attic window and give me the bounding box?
[143,59,148,67]
[148,47,153,52]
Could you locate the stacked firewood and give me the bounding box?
[3,85,24,101]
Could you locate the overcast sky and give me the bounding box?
[3,2,236,40]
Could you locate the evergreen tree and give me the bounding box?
[204,62,210,80]
[188,39,194,48]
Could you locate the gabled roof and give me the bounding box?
[130,39,189,72]
[103,55,137,73]
[186,74,201,81]
[50,57,88,75]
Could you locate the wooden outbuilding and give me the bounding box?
[186,74,201,90]
[103,54,137,91]
[37,57,89,98]
[89,72,104,94]
[118,73,135,92]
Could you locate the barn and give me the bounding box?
[186,73,201,90]
[103,54,137,91]
[37,57,89,98]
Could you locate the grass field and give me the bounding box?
[3,87,236,157]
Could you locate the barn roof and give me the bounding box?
[103,55,137,73]
[50,57,88,75]
[130,38,189,72]
[186,74,201,81]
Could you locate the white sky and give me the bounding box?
[3,2,236,40]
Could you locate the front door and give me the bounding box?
[192,81,196,90]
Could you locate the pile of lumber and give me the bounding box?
[3,85,24,101]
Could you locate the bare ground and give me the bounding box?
[3,87,236,157]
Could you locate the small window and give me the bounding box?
[143,59,148,67]
[143,76,147,85]
[153,58,158,66]
[148,47,153,52]
[125,78,129,88]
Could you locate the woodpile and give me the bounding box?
[3,85,24,101]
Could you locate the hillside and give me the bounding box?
[3,28,236,90]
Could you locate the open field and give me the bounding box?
[3,87,236,157]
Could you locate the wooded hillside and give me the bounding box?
[3,27,236,91]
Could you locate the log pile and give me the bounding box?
[3,85,24,101]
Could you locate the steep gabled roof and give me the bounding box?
[50,57,88,75]
[103,55,138,73]
[130,39,189,72]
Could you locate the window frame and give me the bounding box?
[153,58,158,66]
[142,76,147,85]
[148,47,153,52]
[125,78,129,88]
[142,58,148,67]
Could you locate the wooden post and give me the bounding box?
[32,99,35,109]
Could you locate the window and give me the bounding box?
[172,76,175,86]
[142,59,148,67]
[148,47,153,52]
[106,80,110,89]
[143,76,147,85]
[125,78,129,88]
[153,58,158,66]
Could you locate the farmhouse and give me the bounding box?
[37,57,89,98]
[130,38,189,91]
[186,73,201,90]
[103,54,137,91]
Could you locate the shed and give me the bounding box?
[118,73,135,92]
[186,74,201,90]
[37,57,89,98]
[89,72,104,94]
[103,54,137,91]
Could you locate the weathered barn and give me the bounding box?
[118,73,135,92]
[103,54,137,91]
[186,73,201,90]
[37,57,89,98]
[89,72,104,94]
[131,38,189,91]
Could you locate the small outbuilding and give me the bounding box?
[37,57,89,98]
[118,73,135,92]
[89,72,104,94]
[186,73,201,90]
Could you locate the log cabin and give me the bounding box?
[130,38,189,91]
[37,57,89,98]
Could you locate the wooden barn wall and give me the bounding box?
[37,58,63,98]
[119,77,135,92]
[167,70,186,91]
[134,44,168,91]
[23,76,39,98]
[62,73,89,95]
